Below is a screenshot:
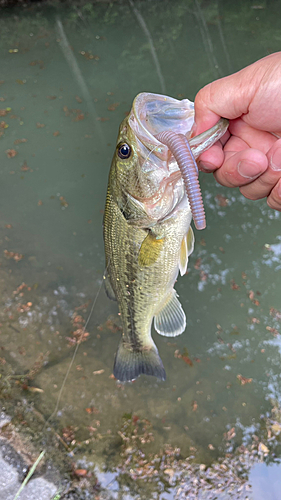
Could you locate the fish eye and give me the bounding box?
[117,143,131,159]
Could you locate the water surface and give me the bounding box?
[0,1,281,498]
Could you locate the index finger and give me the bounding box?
[193,71,255,135]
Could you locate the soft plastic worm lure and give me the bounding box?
[155,130,205,230]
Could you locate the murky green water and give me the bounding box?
[0,1,281,498]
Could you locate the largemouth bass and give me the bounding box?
[103,93,228,382]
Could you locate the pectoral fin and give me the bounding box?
[103,271,116,301]
[154,289,186,337]
[138,232,165,267]
[179,226,195,276]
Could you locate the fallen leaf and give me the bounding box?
[271,423,281,434]
[29,60,44,69]
[4,250,24,261]
[14,138,27,144]
[108,102,120,112]
[270,308,281,320]
[266,326,279,336]
[200,270,208,281]
[230,279,240,290]
[80,51,99,61]
[0,109,9,116]
[74,113,84,122]
[258,442,269,455]
[192,400,198,412]
[93,369,105,375]
[164,468,174,478]
[60,196,68,208]
[182,355,193,366]
[6,149,17,158]
[224,427,236,440]
[237,374,253,385]
[74,469,88,477]
[194,258,201,270]
[250,317,260,324]
[27,386,44,393]
[13,282,27,294]
[21,161,30,171]
[215,194,229,206]
[85,407,99,414]
[105,319,121,333]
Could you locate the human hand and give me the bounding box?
[193,52,281,211]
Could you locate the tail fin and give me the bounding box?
[113,341,166,382]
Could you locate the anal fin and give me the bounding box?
[154,289,186,337]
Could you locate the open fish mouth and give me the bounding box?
[128,92,229,230]
[129,92,195,161]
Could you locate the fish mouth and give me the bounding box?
[129,92,195,162]
[126,93,228,220]
[132,170,182,204]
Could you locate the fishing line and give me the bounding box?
[46,142,160,426]
[44,289,102,428]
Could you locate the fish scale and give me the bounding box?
[103,92,228,382]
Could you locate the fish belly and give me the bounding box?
[104,189,191,381]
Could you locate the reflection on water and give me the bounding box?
[0,1,281,498]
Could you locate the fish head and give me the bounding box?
[111,93,195,222]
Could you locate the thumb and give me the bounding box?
[193,70,255,135]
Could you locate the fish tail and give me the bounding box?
[113,340,166,382]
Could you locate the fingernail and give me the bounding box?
[270,147,281,171]
[237,160,263,179]
[198,160,215,171]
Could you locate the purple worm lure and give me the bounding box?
[155,130,206,230]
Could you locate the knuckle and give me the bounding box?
[239,186,260,200]
[258,175,277,189]
[194,83,212,109]
[267,192,281,211]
